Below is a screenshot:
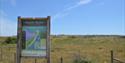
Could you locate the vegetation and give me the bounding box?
[0,36,16,44]
[0,35,125,63]
[4,37,16,44]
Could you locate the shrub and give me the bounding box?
[74,59,91,63]
[73,53,91,63]
[4,37,16,44]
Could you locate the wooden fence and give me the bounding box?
[111,50,125,63]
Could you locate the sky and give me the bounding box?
[0,0,125,36]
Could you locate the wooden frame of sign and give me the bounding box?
[16,16,51,63]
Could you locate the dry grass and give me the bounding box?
[0,35,125,63]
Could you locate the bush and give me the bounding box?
[74,59,91,63]
[4,37,17,44]
[73,53,91,63]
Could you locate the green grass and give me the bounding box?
[0,35,125,63]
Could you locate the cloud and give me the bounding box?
[0,0,16,6]
[65,0,92,11]
[52,12,69,21]
[0,10,7,17]
[0,10,17,36]
[52,0,92,20]
[78,0,92,5]
[10,0,16,6]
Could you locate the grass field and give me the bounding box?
[0,35,125,63]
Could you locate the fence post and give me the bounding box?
[0,47,2,61]
[35,58,37,63]
[111,50,114,63]
[60,57,63,63]
[14,53,16,63]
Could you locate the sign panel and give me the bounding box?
[21,20,47,57]
[17,17,50,58]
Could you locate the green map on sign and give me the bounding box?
[22,26,47,56]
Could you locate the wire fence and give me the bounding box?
[111,50,125,63]
[0,46,16,63]
[0,46,125,63]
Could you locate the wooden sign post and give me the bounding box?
[16,16,51,63]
